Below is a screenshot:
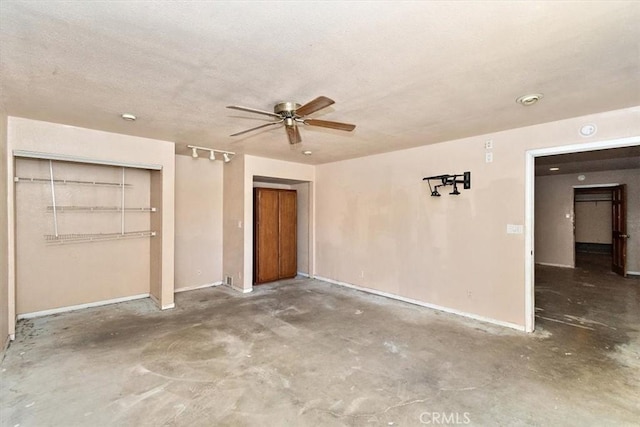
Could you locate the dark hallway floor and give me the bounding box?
[535,252,638,335]
[1,263,639,426]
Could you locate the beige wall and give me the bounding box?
[0,112,9,348]
[175,155,223,290]
[222,154,245,290]
[292,182,311,275]
[149,169,163,304]
[536,169,639,272]
[575,201,612,244]
[6,118,175,333]
[315,106,640,328]
[15,159,151,314]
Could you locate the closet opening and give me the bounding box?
[252,176,311,286]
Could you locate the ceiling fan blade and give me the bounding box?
[227,105,282,119]
[294,96,335,117]
[285,125,302,145]
[304,119,356,132]
[230,120,283,137]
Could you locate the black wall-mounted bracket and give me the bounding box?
[422,172,471,197]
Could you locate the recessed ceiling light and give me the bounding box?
[549,167,560,171]
[516,93,543,106]
[302,150,312,156]
[121,113,137,121]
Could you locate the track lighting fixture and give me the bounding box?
[187,145,235,163]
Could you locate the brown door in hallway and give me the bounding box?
[254,188,297,284]
[611,184,627,277]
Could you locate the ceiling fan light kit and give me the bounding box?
[227,96,356,145]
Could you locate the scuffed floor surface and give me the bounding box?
[2,268,639,426]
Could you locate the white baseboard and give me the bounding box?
[161,303,175,310]
[628,271,640,276]
[297,272,310,278]
[231,285,253,294]
[174,281,222,293]
[536,262,573,269]
[17,293,150,320]
[314,276,525,332]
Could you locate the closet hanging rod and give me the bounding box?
[44,230,156,245]
[15,177,133,187]
[45,206,156,212]
[13,150,162,170]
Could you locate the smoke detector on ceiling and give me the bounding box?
[516,93,543,106]
[579,124,597,137]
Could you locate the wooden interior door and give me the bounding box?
[254,188,297,284]
[278,190,297,279]
[254,188,280,284]
[611,184,627,277]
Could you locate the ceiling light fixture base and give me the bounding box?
[579,124,597,137]
[516,93,543,106]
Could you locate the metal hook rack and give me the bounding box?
[423,172,471,197]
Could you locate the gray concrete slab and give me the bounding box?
[1,259,639,426]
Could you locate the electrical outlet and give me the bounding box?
[485,152,493,163]
[225,276,233,286]
[484,139,493,150]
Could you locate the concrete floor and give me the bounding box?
[1,256,639,426]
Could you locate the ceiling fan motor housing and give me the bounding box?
[274,102,301,116]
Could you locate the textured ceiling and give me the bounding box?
[1,1,639,164]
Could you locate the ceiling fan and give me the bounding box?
[227,96,356,145]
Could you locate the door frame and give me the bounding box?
[611,184,628,276]
[572,185,621,271]
[251,178,313,287]
[524,136,640,332]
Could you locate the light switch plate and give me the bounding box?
[507,224,523,234]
